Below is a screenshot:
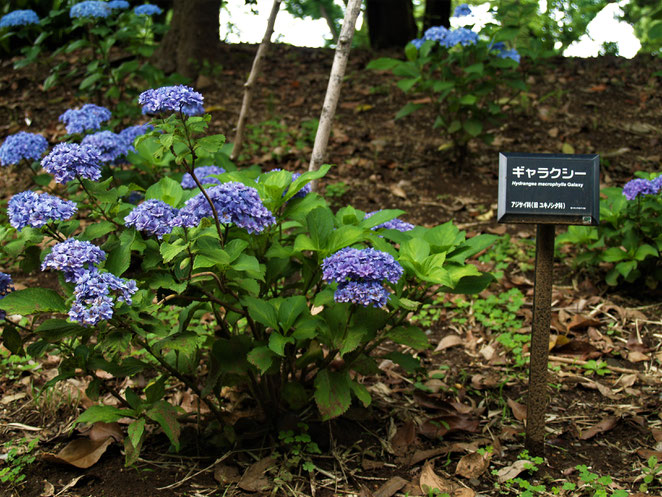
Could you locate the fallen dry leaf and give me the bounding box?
[651,428,662,443]
[579,417,618,440]
[496,460,533,483]
[389,184,407,199]
[420,461,453,495]
[41,438,113,469]
[507,398,527,421]
[455,452,490,479]
[566,314,601,332]
[419,416,480,438]
[214,463,240,484]
[85,422,123,442]
[453,489,476,497]
[238,456,276,492]
[435,334,463,351]
[373,476,408,497]
[390,420,417,456]
[637,449,662,460]
[627,351,650,363]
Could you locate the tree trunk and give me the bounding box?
[365,0,417,49]
[423,0,451,33]
[152,0,222,79]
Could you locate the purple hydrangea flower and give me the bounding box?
[59,104,111,134]
[41,143,102,184]
[622,178,657,200]
[41,239,106,282]
[138,85,205,116]
[365,211,414,232]
[8,191,77,231]
[181,166,226,189]
[69,270,137,326]
[171,182,276,233]
[118,124,153,152]
[70,1,111,18]
[453,3,472,17]
[0,272,15,320]
[0,9,40,28]
[81,130,129,163]
[322,247,403,285]
[134,4,163,16]
[496,48,520,63]
[124,199,179,238]
[334,281,391,308]
[650,176,662,193]
[107,1,130,10]
[0,132,49,166]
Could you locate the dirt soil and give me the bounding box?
[1,42,662,497]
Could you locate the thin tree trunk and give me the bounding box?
[307,0,362,188]
[230,0,281,161]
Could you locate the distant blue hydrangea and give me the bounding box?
[124,199,179,238]
[453,3,472,17]
[622,178,658,200]
[69,269,137,326]
[59,104,111,134]
[0,272,15,320]
[0,132,49,166]
[443,27,479,47]
[107,1,130,10]
[650,175,662,193]
[489,41,506,52]
[365,211,414,232]
[138,85,204,116]
[322,248,403,308]
[496,48,520,63]
[126,191,144,204]
[181,165,225,189]
[171,182,276,233]
[119,124,153,152]
[81,130,129,163]
[423,26,449,43]
[0,9,40,28]
[70,1,111,18]
[8,191,77,231]
[41,143,102,184]
[134,4,162,16]
[410,38,425,50]
[41,239,107,282]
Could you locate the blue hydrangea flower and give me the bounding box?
[171,182,276,233]
[41,239,107,282]
[0,9,40,28]
[59,104,112,134]
[0,272,15,320]
[453,3,472,17]
[8,191,77,231]
[322,247,403,285]
[107,1,130,10]
[0,132,49,166]
[496,48,520,63]
[650,175,662,193]
[334,281,391,308]
[489,41,506,52]
[181,165,226,189]
[81,130,129,163]
[423,26,449,43]
[70,1,111,18]
[41,143,102,184]
[365,211,414,232]
[118,124,153,152]
[124,199,179,238]
[138,85,205,116]
[134,4,163,16]
[443,27,479,47]
[410,38,425,50]
[623,178,658,200]
[69,270,137,326]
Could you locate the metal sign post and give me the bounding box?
[497,152,600,457]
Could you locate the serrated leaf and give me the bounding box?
[314,369,351,420]
[105,230,135,276]
[268,332,295,356]
[350,380,371,408]
[386,326,429,349]
[0,288,67,315]
[247,345,275,373]
[127,418,146,449]
[146,401,181,451]
[74,405,132,426]
[243,297,279,329]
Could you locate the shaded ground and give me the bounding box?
[1,42,662,497]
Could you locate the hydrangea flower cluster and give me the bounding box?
[81,130,129,163]
[138,85,205,116]
[0,9,40,28]
[41,239,107,282]
[0,132,49,166]
[365,211,414,232]
[69,270,137,326]
[107,1,130,9]
[41,143,102,184]
[8,191,78,231]
[124,199,179,238]
[70,1,111,19]
[495,48,520,63]
[321,247,403,307]
[453,3,472,17]
[59,104,112,134]
[134,4,163,16]
[172,182,276,233]
[0,272,15,320]
[119,124,153,152]
[181,166,226,189]
[412,26,479,49]
[622,177,661,200]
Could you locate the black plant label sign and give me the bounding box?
[497,152,600,225]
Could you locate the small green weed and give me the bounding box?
[324,181,349,204]
[640,455,662,492]
[0,437,39,485]
[478,234,535,280]
[582,360,610,376]
[0,347,39,381]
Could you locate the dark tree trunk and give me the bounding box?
[152,0,222,79]
[365,0,417,49]
[423,0,451,33]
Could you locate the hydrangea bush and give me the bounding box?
[0,89,495,463]
[367,4,526,164]
[557,172,662,287]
